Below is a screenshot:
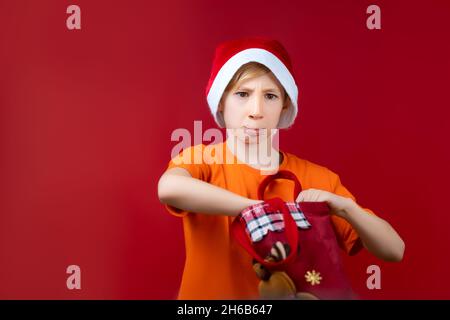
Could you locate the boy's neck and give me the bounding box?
[225,134,282,173]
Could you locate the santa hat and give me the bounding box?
[205,37,299,129]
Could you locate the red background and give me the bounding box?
[1,0,449,299]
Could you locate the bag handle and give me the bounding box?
[231,170,303,269]
[258,170,302,201]
[231,197,299,268]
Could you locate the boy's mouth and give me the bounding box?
[242,126,261,137]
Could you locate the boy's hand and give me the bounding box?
[296,189,353,219]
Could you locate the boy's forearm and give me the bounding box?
[341,199,405,262]
[158,174,262,216]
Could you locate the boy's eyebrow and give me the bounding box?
[236,86,281,93]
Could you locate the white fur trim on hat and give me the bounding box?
[207,48,298,129]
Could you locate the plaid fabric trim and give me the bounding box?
[240,201,311,242]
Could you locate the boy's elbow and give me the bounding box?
[157,175,174,204]
[386,239,405,262]
[395,239,405,262]
[157,168,191,204]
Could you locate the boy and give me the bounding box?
[158,37,404,300]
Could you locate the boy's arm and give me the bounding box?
[339,199,405,262]
[297,189,405,262]
[158,167,262,216]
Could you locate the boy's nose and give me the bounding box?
[248,96,264,120]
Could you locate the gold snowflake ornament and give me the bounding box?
[305,270,322,286]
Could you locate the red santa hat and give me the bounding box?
[205,37,299,129]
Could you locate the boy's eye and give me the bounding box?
[235,92,249,98]
[265,94,278,100]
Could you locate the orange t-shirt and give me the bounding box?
[164,141,375,300]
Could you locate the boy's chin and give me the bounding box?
[229,129,274,145]
[243,136,257,145]
[240,135,264,145]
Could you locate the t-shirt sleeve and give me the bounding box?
[163,144,212,218]
[326,169,377,256]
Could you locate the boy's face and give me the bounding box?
[219,72,287,145]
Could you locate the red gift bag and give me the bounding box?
[231,170,356,300]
